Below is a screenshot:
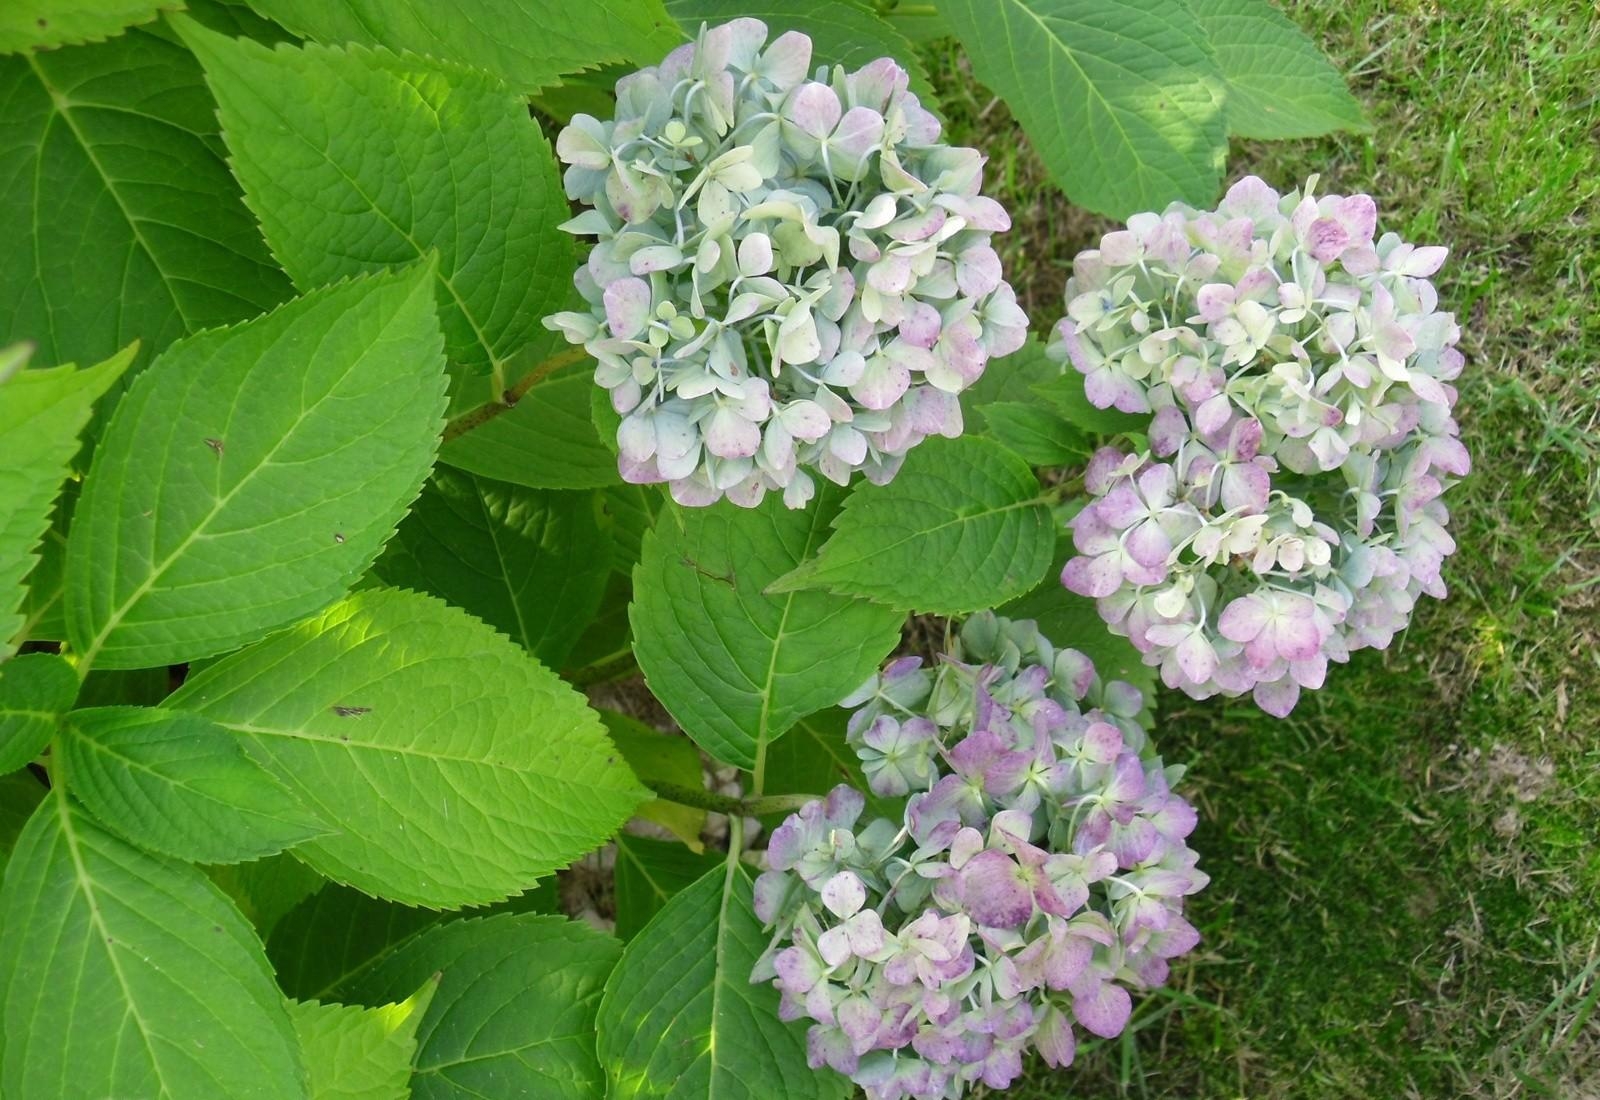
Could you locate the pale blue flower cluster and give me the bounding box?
[1050,177,1469,715]
[753,614,1206,1099]
[547,20,1025,507]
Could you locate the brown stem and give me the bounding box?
[645,780,821,818]
[440,345,588,444]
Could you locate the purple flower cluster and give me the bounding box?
[752,614,1207,1099]
[1050,176,1469,715]
[546,19,1025,508]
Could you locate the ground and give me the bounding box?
[928,2,1600,1097]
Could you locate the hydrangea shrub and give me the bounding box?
[2,2,1418,1099]
[547,19,1027,507]
[1050,177,1469,715]
[755,614,1206,1098]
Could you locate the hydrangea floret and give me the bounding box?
[1047,176,1469,715]
[752,614,1207,1099]
[546,19,1026,508]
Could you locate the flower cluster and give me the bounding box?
[753,614,1206,1099]
[546,19,1026,508]
[1049,176,1469,715]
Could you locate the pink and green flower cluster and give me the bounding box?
[1050,176,1468,715]
[547,19,1025,508]
[753,614,1206,1099]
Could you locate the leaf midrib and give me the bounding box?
[50,790,172,1097]
[752,501,834,787]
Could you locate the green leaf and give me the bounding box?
[75,665,173,708]
[15,489,70,646]
[271,883,445,1001]
[59,706,330,864]
[597,861,845,1100]
[291,981,436,1100]
[0,29,291,368]
[769,436,1054,615]
[0,771,46,861]
[0,790,308,1099]
[958,336,1060,411]
[962,337,1092,468]
[602,710,707,852]
[0,653,78,775]
[631,486,904,771]
[0,1,178,52]
[978,402,1090,466]
[0,343,134,657]
[613,834,722,941]
[599,482,663,574]
[182,21,575,378]
[665,0,935,97]
[166,588,648,907]
[334,913,622,1100]
[998,534,1157,696]
[441,356,623,490]
[1032,368,1151,437]
[246,0,682,94]
[209,852,327,938]
[373,468,609,668]
[64,264,447,670]
[564,572,638,681]
[1192,0,1367,139]
[941,0,1227,218]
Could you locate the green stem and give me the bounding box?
[645,780,818,818]
[440,345,588,444]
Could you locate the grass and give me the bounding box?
[927,2,1600,1096]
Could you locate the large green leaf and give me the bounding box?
[631,486,903,771]
[1192,0,1367,139]
[0,653,77,775]
[0,343,133,657]
[290,982,435,1100]
[373,468,609,668]
[0,1,176,52]
[0,790,308,1098]
[183,20,574,378]
[0,29,290,368]
[769,436,1055,615]
[64,264,446,670]
[978,403,1090,466]
[941,0,1226,218]
[597,860,845,1099]
[59,706,330,864]
[613,834,721,941]
[166,588,648,907]
[335,914,622,1100]
[246,0,682,94]
[665,0,933,96]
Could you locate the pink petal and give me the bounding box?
[1217,596,1269,642]
[1073,981,1132,1039]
